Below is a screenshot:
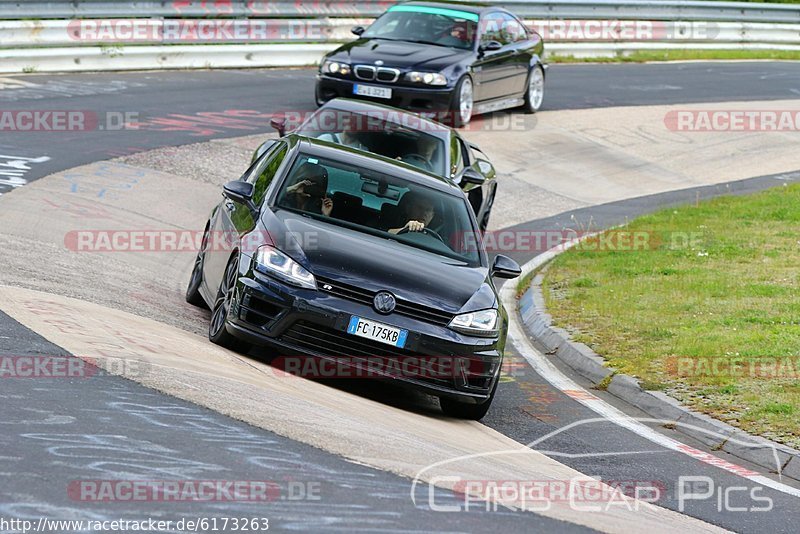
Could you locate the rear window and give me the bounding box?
[296,110,448,177]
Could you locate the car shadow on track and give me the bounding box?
[245,346,446,418]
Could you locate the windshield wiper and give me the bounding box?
[403,39,447,47]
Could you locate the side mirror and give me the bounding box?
[491,254,522,279]
[351,26,365,36]
[223,180,258,213]
[458,168,486,187]
[475,158,495,178]
[480,40,503,53]
[270,116,287,137]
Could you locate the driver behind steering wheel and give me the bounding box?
[397,136,437,172]
[389,191,436,235]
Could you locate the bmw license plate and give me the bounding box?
[353,84,392,99]
[347,316,408,348]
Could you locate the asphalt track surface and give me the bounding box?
[2,63,800,532]
[2,62,800,189]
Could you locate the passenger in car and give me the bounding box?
[318,129,369,152]
[284,162,334,216]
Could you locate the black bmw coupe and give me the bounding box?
[187,134,521,419]
[315,0,546,126]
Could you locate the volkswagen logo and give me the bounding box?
[374,60,384,66]
[373,291,396,314]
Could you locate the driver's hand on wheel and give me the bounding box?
[404,220,425,232]
[389,220,425,235]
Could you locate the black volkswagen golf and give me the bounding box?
[315,0,546,126]
[186,135,521,419]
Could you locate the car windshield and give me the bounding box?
[274,152,481,265]
[362,6,478,50]
[295,109,448,176]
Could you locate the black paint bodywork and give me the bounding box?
[315,0,546,120]
[195,136,513,407]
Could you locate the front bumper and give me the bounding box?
[316,74,455,114]
[227,267,502,403]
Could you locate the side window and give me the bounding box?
[248,143,288,205]
[480,12,508,46]
[451,135,465,177]
[502,13,527,43]
[458,139,471,169]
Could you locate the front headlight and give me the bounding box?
[322,61,351,76]
[448,309,499,337]
[255,245,316,290]
[407,71,447,86]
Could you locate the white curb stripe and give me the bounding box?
[500,241,800,499]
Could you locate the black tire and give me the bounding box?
[439,378,498,420]
[449,75,474,128]
[209,254,250,352]
[314,84,327,108]
[521,64,545,114]
[185,226,209,308]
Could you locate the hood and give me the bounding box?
[330,38,473,71]
[270,210,491,314]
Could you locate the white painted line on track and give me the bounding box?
[500,242,800,500]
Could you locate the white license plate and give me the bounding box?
[347,316,408,348]
[354,84,392,99]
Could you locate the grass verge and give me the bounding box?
[548,49,800,63]
[541,184,800,448]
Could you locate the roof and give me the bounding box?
[320,98,452,142]
[398,1,491,16]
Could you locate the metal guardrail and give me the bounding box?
[3,37,797,75]
[0,1,797,73]
[1,0,799,23]
[2,19,799,47]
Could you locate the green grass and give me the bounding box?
[548,49,800,63]
[542,184,800,448]
[516,269,536,299]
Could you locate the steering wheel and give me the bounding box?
[399,154,433,171]
[398,226,447,245]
